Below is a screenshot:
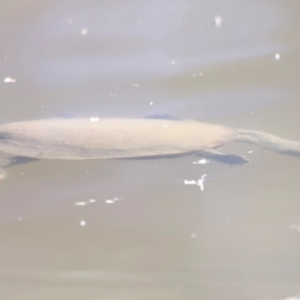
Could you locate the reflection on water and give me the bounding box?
[0,0,300,299]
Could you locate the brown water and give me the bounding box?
[0,0,300,299]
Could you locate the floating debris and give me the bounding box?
[74,201,87,206]
[184,180,197,185]
[105,197,119,204]
[184,174,207,191]
[193,159,209,165]
[74,199,98,206]
[198,174,207,191]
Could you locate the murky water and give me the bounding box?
[0,0,300,299]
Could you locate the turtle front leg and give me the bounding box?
[0,156,38,180]
[0,158,12,180]
[0,156,37,167]
[197,149,249,166]
[0,167,6,180]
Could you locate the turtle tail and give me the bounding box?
[235,129,300,157]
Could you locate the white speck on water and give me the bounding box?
[18,216,23,221]
[192,73,196,77]
[74,199,97,206]
[171,60,176,65]
[199,72,203,76]
[149,102,154,105]
[290,224,300,232]
[20,173,24,176]
[190,232,197,238]
[193,159,209,165]
[80,220,86,226]
[90,117,100,122]
[184,174,207,191]
[248,150,253,154]
[214,15,222,28]
[105,197,119,204]
[81,28,88,35]
[4,77,16,83]
[198,174,207,191]
[275,53,281,60]
[162,125,169,128]
[184,180,197,185]
[74,202,87,206]
[132,83,140,87]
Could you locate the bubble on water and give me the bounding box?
[81,28,88,35]
[4,77,16,83]
[80,220,86,226]
[214,15,222,28]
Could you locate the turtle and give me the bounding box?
[0,117,299,179]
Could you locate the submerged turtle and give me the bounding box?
[0,117,299,179]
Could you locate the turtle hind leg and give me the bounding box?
[197,149,249,166]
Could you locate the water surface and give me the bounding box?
[0,0,300,299]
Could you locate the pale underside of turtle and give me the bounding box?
[0,118,299,179]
